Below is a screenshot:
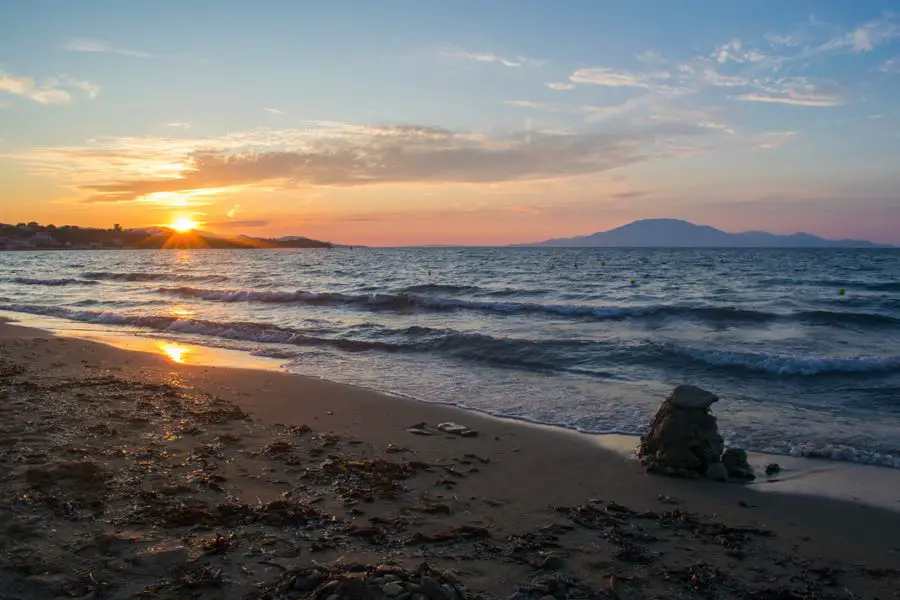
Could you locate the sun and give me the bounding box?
[170,216,198,233]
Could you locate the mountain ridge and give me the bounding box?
[521,219,892,248]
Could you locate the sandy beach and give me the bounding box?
[2,318,899,600]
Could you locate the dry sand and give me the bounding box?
[1,318,899,599]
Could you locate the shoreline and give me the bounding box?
[3,308,900,513]
[2,317,900,597]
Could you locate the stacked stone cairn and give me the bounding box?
[639,385,755,482]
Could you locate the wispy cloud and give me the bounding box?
[441,49,544,68]
[635,50,665,64]
[545,82,575,91]
[504,100,552,110]
[568,67,687,96]
[264,107,285,115]
[753,130,799,149]
[165,122,193,129]
[570,67,656,88]
[62,76,100,99]
[819,12,900,54]
[731,93,839,107]
[879,57,900,73]
[712,39,766,64]
[0,71,99,105]
[63,38,156,58]
[8,118,719,203]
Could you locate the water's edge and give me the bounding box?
[4,308,900,512]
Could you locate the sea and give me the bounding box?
[1,247,899,468]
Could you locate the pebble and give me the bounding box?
[420,576,443,598]
[292,571,323,591]
[441,583,459,600]
[412,594,429,600]
[383,581,406,596]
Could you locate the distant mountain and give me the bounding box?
[523,219,892,248]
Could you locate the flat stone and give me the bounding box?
[420,576,443,599]
[384,581,406,596]
[668,385,719,409]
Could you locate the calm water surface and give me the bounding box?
[2,248,899,467]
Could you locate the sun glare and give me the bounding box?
[170,216,198,233]
[158,342,190,364]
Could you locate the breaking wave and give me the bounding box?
[5,277,98,287]
[666,344,900,376]
[82,271,229,283]
[154,285,899,327]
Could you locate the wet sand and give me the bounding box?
[2,318,900,599]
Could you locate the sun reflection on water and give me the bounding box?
[158,342,190,364]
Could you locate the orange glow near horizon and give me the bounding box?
[169,216,200,233]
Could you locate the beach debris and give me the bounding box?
[437,421,479,437]
[257,562,477,600]
[765,462,782,476]
[722,448,756,481]
[407,426,433,436]
[639,385,725,479]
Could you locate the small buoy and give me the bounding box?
[838,288,845,296]
[630,279,636,286]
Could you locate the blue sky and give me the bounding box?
[1,0,899,245]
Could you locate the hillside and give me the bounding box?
[525,219,890,248]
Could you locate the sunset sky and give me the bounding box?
[1,1,899,246]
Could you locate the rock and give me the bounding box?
[384,581,406,596]
[413,595,429,600]
[407,427,433,436]
[722,448,756,481]
[440,583,459,600]
[668,384,719,408]
[765,462,781,476]
[539,554,565,570]
[293,570,324,591]
[706,462,728,481]
[420,576,443,599]
[638,385,725,478]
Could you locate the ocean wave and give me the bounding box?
[82,271,230,283]
[5,277,98,287]
[396,283,481,294]
[787,443,900,469]
[0,304,608,376]
[3,303,897,379]
[761,277,900,293]
[155,285,899,327]
[666,344,900,376]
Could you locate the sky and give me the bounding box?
[1,1,899,246]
